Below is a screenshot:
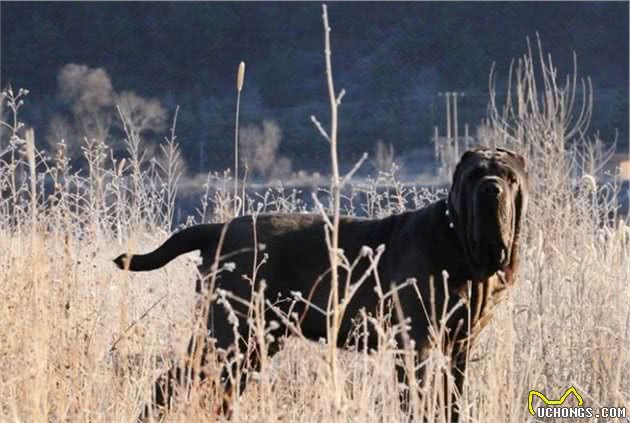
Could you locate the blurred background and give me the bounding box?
[1,2,627,181]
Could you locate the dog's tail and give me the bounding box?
[113,224,221,271]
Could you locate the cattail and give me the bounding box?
[234,61,245,217]
[237,61,245,92]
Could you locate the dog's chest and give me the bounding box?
[460,274,509,340]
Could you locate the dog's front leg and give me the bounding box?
[448,348,468,423]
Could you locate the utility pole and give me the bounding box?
[453,92,459,160]
[445,92,452,143]
[438,91,468,172]
[433,126,439,160]
[438,91,453,175]
[464,123,470,151]
[452,92,465,159]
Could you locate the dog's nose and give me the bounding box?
[482,182,502,197]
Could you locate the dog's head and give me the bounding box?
[448,147,528,279]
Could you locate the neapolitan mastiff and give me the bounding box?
[114,147,528,421]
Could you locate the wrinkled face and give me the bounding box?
[449,147,528,277]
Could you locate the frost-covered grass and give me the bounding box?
[1,23,629,423]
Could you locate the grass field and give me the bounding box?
[1,132,628,422]
[1,20,629,423]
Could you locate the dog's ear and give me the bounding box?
[514,153,527,171]
[453,149,479,180]
[497,148,527,171]
[505,180,527,278]
[450,149,479,209]
[508,151,527,171]
[451,153,468,187]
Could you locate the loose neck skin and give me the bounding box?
[430,196,515,286]
[432,198,479,284]
[382,198,476,288]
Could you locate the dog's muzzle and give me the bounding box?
[480,179,503,199]
[474,177,513,268]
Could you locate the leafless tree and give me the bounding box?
[47,64,169,159]
[116,91,167,138]
[239,120,292,180]
[57,63,114,143]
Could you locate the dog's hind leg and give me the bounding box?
[396,362,427,422]
[449,350,468,423]
[139,334,214,421]
[216,326,283,418]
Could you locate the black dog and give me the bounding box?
[114,147,528,420]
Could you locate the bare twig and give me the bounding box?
[109,293,168,353]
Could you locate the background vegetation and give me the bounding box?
[1,2,628,175]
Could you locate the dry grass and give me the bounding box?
[1,153,628,422]
[1,120,628,423]
[1,21,629,423]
